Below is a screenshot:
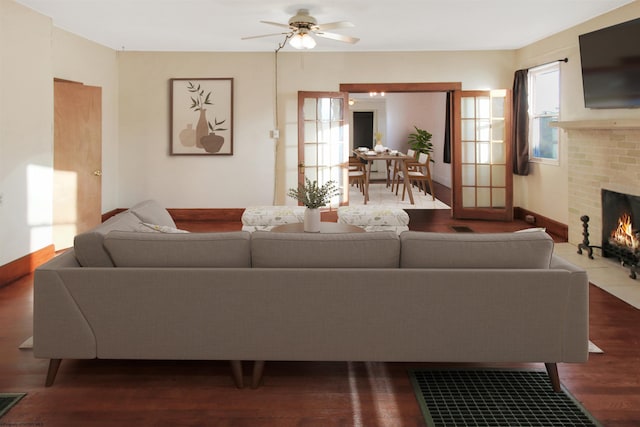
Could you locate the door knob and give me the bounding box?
[93,170,102,176]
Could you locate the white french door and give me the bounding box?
[453,89,513,221]
[297,91,350,207]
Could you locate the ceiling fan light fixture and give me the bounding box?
[289,32,316,49]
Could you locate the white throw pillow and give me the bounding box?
[141,222,189,233]
[515,227,546,233]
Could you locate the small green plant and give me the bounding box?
[187,81,212,112]
[187,81,227,132]
[287,178,339,208]
[208,118,227,132]
[407,126,434,160]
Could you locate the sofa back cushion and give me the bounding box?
[399,230,554,269]
[251,231,400,268]
[103,231,251,267]
[74,211,156,267]
[73,200,177,267]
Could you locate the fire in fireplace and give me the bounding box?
[601,189,640,279]
[609,213,640,251]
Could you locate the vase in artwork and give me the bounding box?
[179,124,196,147]
[304,208,321,232]
[201,132,225,153]
[195,109,208,149]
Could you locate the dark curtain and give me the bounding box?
[512,69,529,175]
[443,92,451,164]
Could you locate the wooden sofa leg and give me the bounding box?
[545,363,561,392]
[45,359,62,387]
[252,361,265,389]
[230,360,244,389]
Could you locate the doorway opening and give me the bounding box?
[353,111,374,149]
[342,83,458,190]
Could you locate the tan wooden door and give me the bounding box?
[452,89,513,221]
[298,91,349,207]
[53,80,102,250]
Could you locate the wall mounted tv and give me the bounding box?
[579,17,640,109]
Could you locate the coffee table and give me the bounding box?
[271,222,364,233]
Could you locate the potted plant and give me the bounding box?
[407,126,434,161]
[287,178,339,232]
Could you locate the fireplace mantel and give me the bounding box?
[552,119,640,130]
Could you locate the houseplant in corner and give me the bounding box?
[407,126,433,161]
[287,178,339,232]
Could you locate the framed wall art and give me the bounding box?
[170,78,233,155]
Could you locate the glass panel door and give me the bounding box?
[298,91,349,207]
[453,90,513,221]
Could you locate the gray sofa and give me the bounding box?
[34,200,589,390]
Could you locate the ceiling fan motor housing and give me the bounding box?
[288,9,317,30]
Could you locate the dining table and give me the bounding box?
[353,150,417,205]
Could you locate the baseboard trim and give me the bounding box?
[514,207,568,241]
[167,208,245,222]
[0,245,55,288]
[102,208,246,223]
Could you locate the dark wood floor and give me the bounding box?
[2,183,639,426]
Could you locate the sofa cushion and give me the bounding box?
[251,231,400,268]
[103,231,251,267]
[129,200,176,228]
[74,211,155,267]
[399,230,554,269]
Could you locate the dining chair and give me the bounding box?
[395,152,435,201]
[348,156,366,195]
[389,148,419,192]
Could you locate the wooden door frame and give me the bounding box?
[454,90,513,221]
[340,82,462,212]
[297,91,350,206]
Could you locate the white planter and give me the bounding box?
[304,208,321,232]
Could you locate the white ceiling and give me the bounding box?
[13,0,635,52]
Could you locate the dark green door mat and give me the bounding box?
[0,393,26,419]
[409,369,602,427]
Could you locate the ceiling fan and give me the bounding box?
[242,9,359,49]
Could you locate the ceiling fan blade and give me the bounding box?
[316,21,354,31]
[241,32,289,40]
[260,20,292,29]
[315,31,360,44]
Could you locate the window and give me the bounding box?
[528,63,560,163]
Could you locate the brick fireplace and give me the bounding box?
[565,124,640,254]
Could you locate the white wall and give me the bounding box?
[0,0,119,265]
[11,0,638,264]
[0,0,53,265]
[117,52,277,208]
[116,50,514,207]
[513,1,640,225]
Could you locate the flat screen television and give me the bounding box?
[579,17,640,109]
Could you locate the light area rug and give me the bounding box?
[349,182,450,209]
